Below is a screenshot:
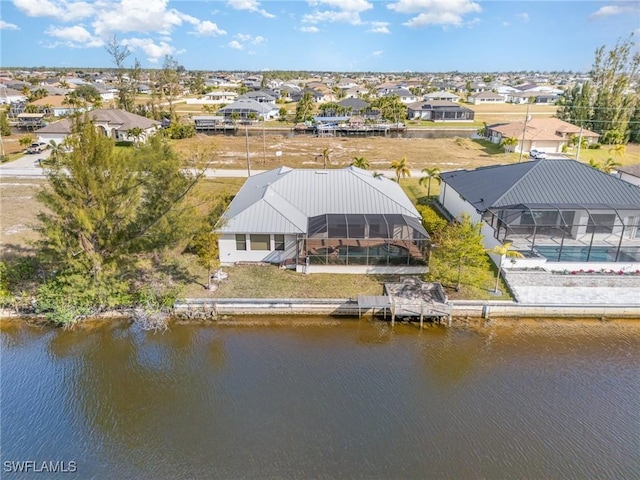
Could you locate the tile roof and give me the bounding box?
[488,118,599,141]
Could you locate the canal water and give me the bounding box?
[1,318,638,479]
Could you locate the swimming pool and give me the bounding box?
[534,245,640,262]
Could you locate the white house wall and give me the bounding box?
[219,233,297,265]
[439,183,482,223]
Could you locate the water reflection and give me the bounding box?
[1,318,638,479]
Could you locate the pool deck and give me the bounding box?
[503,270,640,306]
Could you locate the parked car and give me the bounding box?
[26,142,47,154]
[529,149,547,159]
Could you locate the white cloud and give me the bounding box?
[387,0,481,28]
[303,0,373,25]
[227,0,275,18]
[237,33,252,41]
[228,40,244,50]
[372,50,383,57]
[299,26,319,33]
[228,33,266,50]
[13,0,95,21]
[589,5,638,19]
[252,35,265,45]
[368,21,390,33]
[45,25,104,47]
[193,20,226,36]
[516,12,529,23]
[122,37,177,63]
[502,21,509,27]
[0,20,20,30]
[91,0,200,37]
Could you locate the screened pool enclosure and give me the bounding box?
[484,204,640,263]
[299,214,429,266]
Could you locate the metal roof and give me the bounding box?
[441,159,640,212]
[218,166,420,233]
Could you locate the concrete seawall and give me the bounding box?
[175,298,640,319]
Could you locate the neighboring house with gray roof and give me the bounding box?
[617,164,640,187]
[217,98,280,120]
[439,159,640,271]
[407,100,474,122]
[217,166,430,274]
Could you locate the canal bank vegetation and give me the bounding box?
[0,117,229,326]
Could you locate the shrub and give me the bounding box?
[416,204,448,236]
[588,143,602,150]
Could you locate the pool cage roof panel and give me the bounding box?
[307,213,429,240]
[487,203,640,226]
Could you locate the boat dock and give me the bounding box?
[357,277,451,327]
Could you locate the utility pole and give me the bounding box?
[518,102,530,163]
[575,125,584,162]
[245,121,251,177]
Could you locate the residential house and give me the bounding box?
[486,118,599,154]
[217,166,430,274]
[35,108,160,144]
[617,164,640,187]
[29,95,89,117]
[439,159,640,272]
[382,88,418,104]
[217,98,280,121]
[468,91,505,105]
[0,85,27,104]
[423,90,460,103]
[338,98,372,116]
[406,100,474,122]
[187,91,238,105]
[239,90,277,103]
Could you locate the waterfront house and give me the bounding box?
[217,166,430,274]
[486,118,599,154]
[217,98,280,121]
[439,159,640,272]
[406,100,475,122]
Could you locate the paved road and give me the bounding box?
[0,153,420,180]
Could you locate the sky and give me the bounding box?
[0,0,639,72]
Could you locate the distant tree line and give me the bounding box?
[557,34,640,144]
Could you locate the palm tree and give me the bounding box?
[231,112,240,125]
[588,158,602,170]
[419,167,441,197]
[390,156,410,183]
[500,136,518,154]
[601,157,622,174]
[488,242,524,294]
[127,127,144,146]
[351,156,369,169]
[608,144,626,158]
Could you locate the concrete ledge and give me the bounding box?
[176,298,640,319]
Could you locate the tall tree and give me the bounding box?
[105,36,140,112]
[294,92,315,123]
[159,55,183,120]
[36,117,205,308]
[557,34,640,144]
[429,213,489,292]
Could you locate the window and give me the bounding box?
[587,214,616,234]
[250,234,270,250]
[274,234,285,251]
[235,234,246,250]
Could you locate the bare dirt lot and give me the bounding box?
[170,134,518,172]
